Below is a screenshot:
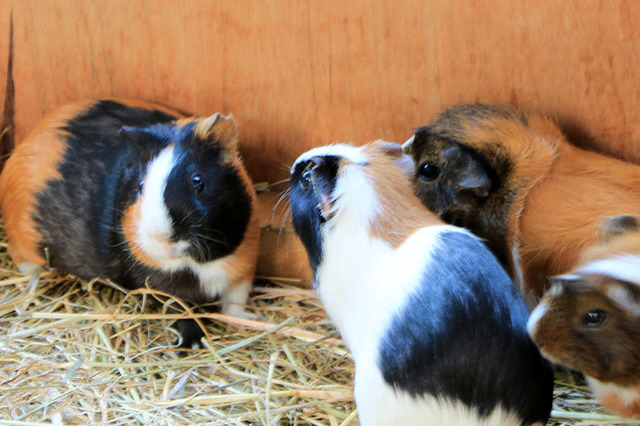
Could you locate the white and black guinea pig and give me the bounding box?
[289,141,553,425]
[0,99,260,348]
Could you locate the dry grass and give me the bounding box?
[0,221,638,425]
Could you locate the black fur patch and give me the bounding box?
[409,111,516,271]
[164,127,252,263]
[289,156,339,275]
[378,231,553,424]
[33,100,250,302]
[35,101,175,278]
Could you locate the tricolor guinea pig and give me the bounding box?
[289,141,553,426]
[403,104,640,296]
[0,99,260,347]
[528,214,640,418]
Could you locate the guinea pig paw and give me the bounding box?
[222,304,263,323]
[17,262,40,275]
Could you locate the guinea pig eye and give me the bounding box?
[418,161,440,181]
[191,174,204,193]
[301,170,312,189]
[581,309,609,328]
[138,180,144,192]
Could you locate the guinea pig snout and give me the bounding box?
[146,233,189,260]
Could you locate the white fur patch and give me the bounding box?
[586,376,640,408]
[527,299,550,338]
[607,284,640,316]
[575,255,640,286]
[355,355,524,426]
[137,145,183,263]
[134,145,247,306]
[290,144,368,173]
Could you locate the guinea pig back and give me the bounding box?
[289,141,553,426]
[404,104,640,296]
[0,99,260,346]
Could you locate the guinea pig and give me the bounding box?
[289,141,553,425]
[403,103,640,297]
[528,214,640,418]
[0,99,260,347]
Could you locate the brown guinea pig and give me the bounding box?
[528,214,640,418]
[403,104,640,297]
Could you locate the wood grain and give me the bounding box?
[1,0,640,182]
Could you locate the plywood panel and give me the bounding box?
[1,0,640,183]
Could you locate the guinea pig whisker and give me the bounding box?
[267,177,292,189]
[179,208,197,225]
[272,187,291,224]
[193,232,228,246]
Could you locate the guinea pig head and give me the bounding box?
[528,275,640,384]
[122,114,253,266]
[403,104,558,279]
[289,141,434,277]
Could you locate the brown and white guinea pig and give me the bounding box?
[528,214,640,418]
[0,99,260,347]
[403,104,640,297]
[289,141,553,425]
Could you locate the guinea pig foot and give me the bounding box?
[173,318,206,350]
[17,262,40,275]
[222,303,262,322]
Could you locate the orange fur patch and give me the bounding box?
[519,141,640,295]
[447,109,640,296]
[221,157,260,286]
[121,198,160,268]
[194,114,239,162]
[0,100,97,266]
[362,143,441,247]
[600,386,640,418]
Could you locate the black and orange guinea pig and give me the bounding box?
[528,214,640,418]
[0,99,260,348]
[289,141,553,425]
[403,104,640,297]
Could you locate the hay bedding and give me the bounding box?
[0,221,638,426]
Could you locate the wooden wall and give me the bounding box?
[2,0,640,183]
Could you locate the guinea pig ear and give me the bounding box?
[439,144,492,197]
[372,140,403,158]
[598,215,639,243]
[195,113,239,156]
[606,281,640,316]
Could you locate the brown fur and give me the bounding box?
[194,114,239,163]
[408,105,640,296]
[362,142,441,247]
[533,277,640,385]
[220,156,260,287]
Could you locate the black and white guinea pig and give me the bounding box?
[289,141,553,425]
[528,214,640,418]
[0,99,260,347]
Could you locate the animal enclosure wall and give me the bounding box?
[1,0,640,183]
